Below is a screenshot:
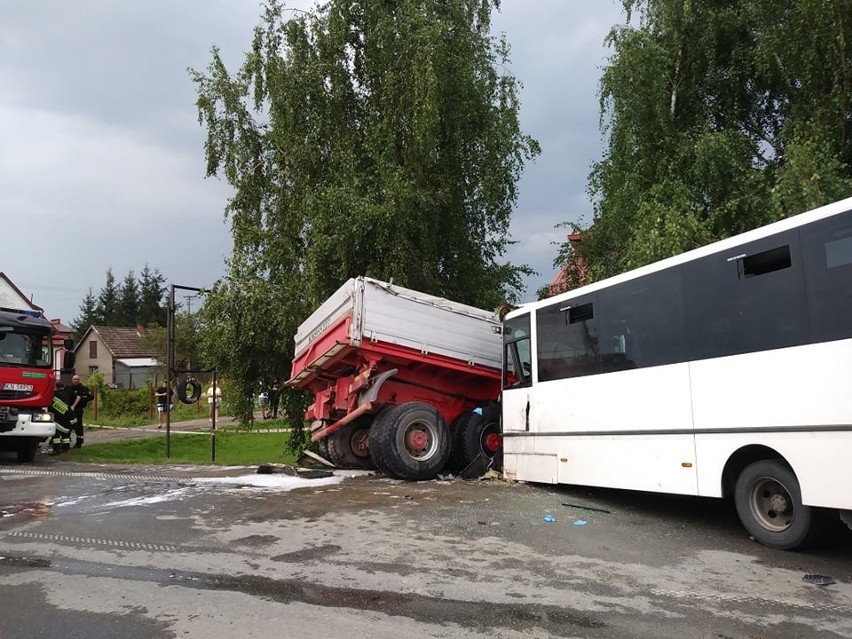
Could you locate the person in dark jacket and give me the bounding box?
[68,374,94,448]
[269,382,280,419]
[49,381,76,454]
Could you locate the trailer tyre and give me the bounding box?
[457,405,502,472]
[326,418,375,469]
[369,402,451,481]
[734,459,813,550]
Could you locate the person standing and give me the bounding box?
[206,382,222,422]
[68,374,94,448]
[48,381,76,454]
[155,380,174,429]
[269,381,280,419]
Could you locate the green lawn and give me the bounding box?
[68,432,299,466]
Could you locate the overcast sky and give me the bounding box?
[0,0,625,323]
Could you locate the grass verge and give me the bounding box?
[68,432,299,466]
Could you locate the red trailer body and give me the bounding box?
[286,277,503,480]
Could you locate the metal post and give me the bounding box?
[166,285,175,458]
[211,370,217,463]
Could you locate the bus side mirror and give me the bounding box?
[64,338,74,350]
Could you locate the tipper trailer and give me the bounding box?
[286,277,504,480]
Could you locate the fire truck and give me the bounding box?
[0,307,71,461]
[286,277,503,480]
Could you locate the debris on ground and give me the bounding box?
[256,464,334,479]
[802,574,836,586]
[562,502,611,514]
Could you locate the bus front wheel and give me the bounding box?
[734,460,812,550]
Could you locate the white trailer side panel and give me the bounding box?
[293,277,502,370]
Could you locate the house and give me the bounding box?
[0,272,43,314]
[548,232,588,296]
[73,325,162,389]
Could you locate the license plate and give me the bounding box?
[2,383,33,392]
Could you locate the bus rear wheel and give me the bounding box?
[734,460,813,550]
[368,402,450,481]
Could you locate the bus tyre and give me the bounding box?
[368,402,451,481]
[734,460,813,550]
[16,439,38,463]
[326,419,375,469]
[457,405,502,472]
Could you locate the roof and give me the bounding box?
[76,326,161,359]
[116,357,160,368]
[0,272,44,314]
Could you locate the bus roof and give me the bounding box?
[508,194,852,319]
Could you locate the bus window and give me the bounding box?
[503,314,531,389]
[536,297,600,381]
[684,230,807,360]
[801,209,852,342]
[597,267,686,371]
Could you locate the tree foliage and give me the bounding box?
[71,265,169,338]
[191,0,539,444]
[552,0,852,289]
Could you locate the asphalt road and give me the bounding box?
[0,450,851,639]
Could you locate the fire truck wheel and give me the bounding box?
[457,404,502,472]
[326,419,375,469]
[369,402,451,481]
[16,439,38,463]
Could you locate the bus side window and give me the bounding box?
[801,209,852,342]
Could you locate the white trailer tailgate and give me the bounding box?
[358,278,502,369]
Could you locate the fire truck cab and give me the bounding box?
[0,307,61,462]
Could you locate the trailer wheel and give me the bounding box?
[326,419,375,469]
[457,405,502,472]
[367,408,398,477]
[369,402,450,481]
[316,436,330,461]
[16,439,38,463]
[734,459,813,550]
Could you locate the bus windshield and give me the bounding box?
[0,330,52,368]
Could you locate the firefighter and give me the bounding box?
[68,374,94,448]
[48,381,76,454]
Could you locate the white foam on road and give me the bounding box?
[194,474,344,490]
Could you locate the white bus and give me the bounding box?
[501,196,852,549]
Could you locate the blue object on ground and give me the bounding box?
[573,519,587,526]
[543,514,556,523]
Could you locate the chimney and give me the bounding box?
[136,324,145,337]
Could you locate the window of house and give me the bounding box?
[89,340,97,358]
